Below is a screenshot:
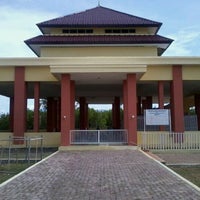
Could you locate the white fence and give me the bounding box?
[139,132,200,150]
[70,130,128,145]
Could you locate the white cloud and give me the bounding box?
[164,26,200,56]
[0,5,58,57]
[0,96,9,114]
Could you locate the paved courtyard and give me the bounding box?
[0,149,200,200]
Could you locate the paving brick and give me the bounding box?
[0,150,200,199]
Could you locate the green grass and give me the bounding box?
[0,148,57,184]
[169,166,200,187]
[0,163,29,184]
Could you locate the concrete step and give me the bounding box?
[59,145,139,151]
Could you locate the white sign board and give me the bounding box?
[145,109,170,125]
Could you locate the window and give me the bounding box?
[105,29,112,33]
[122,29,129,33]
[62,29,93,34]
[129,29,136,33]
[86,29,93,33]
[113,29,121,33]
[62,29,69,33]
[70,29,77,34]
[78,29,85,33]
[105,29,136,34]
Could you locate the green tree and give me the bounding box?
[40,110,47,130]
[27,109,34,130]
[0,113,9,131]
[88,108,112,129]
[27,108,47,131]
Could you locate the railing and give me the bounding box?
[70,130,128,145]
[0,136,43,164]
[138,132,200,150]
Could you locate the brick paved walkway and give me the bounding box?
[0,150,200,200]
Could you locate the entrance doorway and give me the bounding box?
[75,103,123,130]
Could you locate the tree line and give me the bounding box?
[0,108,123,131]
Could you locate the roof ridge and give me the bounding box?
[95,6,162,25]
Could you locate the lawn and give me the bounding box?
[152,150,200,187]
[169,166,200,187]
[0,148,57,184]
[0,163,29,184]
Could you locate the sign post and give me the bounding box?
[144,109,171,132]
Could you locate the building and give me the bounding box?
[0,6,200,147]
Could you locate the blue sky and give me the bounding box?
[0,0,200,112]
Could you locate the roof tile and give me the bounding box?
[25,35,173,45]
[37,6,162,28]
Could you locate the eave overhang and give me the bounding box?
[25,35,173,57]
[1,57,200,67]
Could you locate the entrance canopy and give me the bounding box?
[0,56,200,105]
[0,56,146,104]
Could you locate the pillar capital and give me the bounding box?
[34,82,40,132]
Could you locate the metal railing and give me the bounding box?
[0,136,43,164]
[139,132,200,150]
[70,129,128,145]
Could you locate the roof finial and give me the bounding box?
[98,0,101,7]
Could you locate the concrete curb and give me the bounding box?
[59,145,140,151]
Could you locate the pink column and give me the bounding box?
[158,81,164,131]
[137,96,142,115]
[158,81,164,109]
[195,94,200,130]
[123,80,128,130]
[13,67,26,141]
[112,97,120,129]
[126,74,137,145]
[85,103,89,129]
[146,96,152,109]
[70,81,75,130]
[9,97,14,132]
[61,74,71,146]
[142,99,147,114]
[171,65,184,133]
[80,97,88,129]
[47,97,54,132]
[56,98,61,132]
[34,82,40,132]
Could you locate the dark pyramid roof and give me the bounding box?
[26,6,173,57]
[37,6,162,29]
